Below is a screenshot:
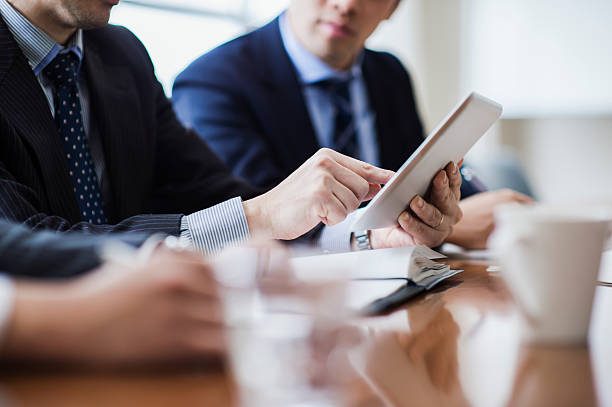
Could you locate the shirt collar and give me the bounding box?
[279,12,362,85]
[0,0,83,76]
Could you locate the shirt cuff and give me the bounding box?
[318,211,359,253]
[180,197,250,256]
[0,274,14,341]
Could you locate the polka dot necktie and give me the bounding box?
[314,78,358,158]
[43,52,107,224]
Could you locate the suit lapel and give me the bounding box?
[0,18,82,221]
[362,51,425,171]
[362,52,397,170]
[82,33,146,221]
[252,19,320,170]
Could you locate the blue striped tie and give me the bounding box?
[43,52,107,224]
[316,79,358,158]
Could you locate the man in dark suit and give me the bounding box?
[173,0,532,249]
[0,0,464,253]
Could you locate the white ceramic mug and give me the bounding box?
[490,203,611,344]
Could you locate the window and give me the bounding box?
[109,0,289,95]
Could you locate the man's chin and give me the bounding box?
[77,11,111,30]
[321,45,359,70]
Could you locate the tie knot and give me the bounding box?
[43,52,80,88]
[313,77,350,90]
[312,77,352,103]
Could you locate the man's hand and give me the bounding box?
[369,162,463,249]
[446,189,534,249]
[243,148,394,240]
[3,248,224,366]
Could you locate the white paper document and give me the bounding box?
[290,245,447,282]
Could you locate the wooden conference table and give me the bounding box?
[1,259,610,406]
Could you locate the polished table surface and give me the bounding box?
[1,260,610,406]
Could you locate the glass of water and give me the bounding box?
[213,246,355,407]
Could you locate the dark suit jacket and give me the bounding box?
[0,18,260,235]
[0,220,148,278]
[173,18,423,190]
[173,17,480,198]
[172,18,479,196]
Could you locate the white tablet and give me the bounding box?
[351,92,502,232]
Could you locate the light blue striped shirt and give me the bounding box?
[279,12,379,166]
[0,0,91,145]
[0,0,249,256]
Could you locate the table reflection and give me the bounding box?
[347,264,607,407]
[0,263,609,407]
[349,296,469,407]
[0,368,232,406]
[507,346,596,407]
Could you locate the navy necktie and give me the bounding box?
[43,52,107,224]
[316,79,358,158]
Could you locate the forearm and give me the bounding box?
[242,195,272,241]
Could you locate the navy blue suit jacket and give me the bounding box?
[0,18,260,235]
[173,18,480,197]
[0,220,148,278]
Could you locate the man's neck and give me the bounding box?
[321,53,355,72]
[7,0,75,44]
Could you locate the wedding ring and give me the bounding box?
[434,213,444,229]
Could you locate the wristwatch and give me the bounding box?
[354,230,372,251]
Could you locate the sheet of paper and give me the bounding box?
[290,246,446,282]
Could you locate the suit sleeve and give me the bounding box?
[109,32,264,214]
[173,57,284,190]
[120,29,262,254]
[0,220,148,278]
[0,152,185,235]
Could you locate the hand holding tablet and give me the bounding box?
[351,92,503,232]
[367,161,464,249]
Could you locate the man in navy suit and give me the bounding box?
[174,0,532,249]
[0,0,463,254]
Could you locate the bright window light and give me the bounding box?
[109,0,288,95]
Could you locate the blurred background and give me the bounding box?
[110,0,612,203]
